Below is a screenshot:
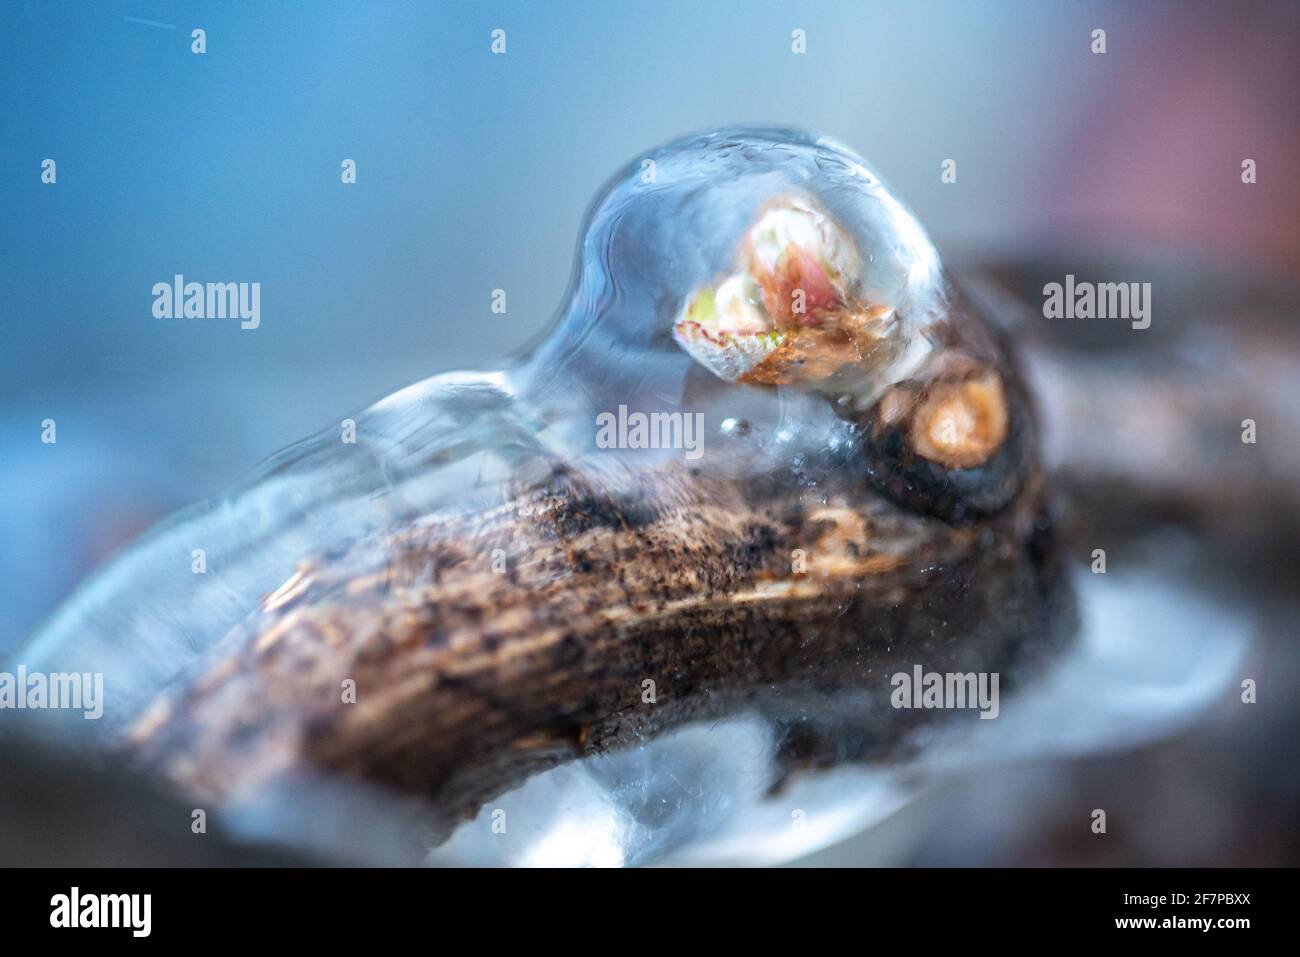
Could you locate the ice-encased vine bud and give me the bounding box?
[673,279,783,382]
[743,197,863,326]
[673,193,896,388]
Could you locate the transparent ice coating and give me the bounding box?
[6,127,1248,866]
[14,127,949,730]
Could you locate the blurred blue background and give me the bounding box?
[2,0,1297,646]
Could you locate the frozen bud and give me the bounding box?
[714,273,770,335]
[744,197,863,327]
[673,281,784,382]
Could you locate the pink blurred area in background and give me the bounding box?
[1045,1,1300,273]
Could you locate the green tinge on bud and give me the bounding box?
[673,281,784,382]
[673,193,878,386]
